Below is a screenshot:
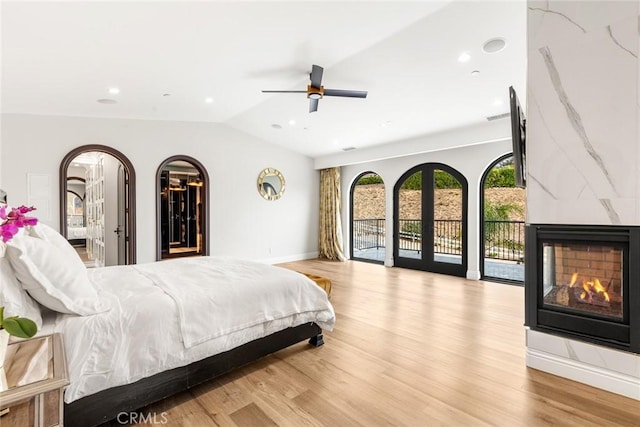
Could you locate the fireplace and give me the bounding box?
[525,225,640,353]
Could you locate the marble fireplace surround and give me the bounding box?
[525,1,640,400]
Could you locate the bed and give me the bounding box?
[66,215,87,247]
[1,224,335,426]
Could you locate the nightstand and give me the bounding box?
[0,333,69,427]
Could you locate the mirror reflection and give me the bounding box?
[257,168,285,201]
[159,159,206,259]
[66,177,86,246]
[64,151,130,267]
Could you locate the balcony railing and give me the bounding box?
[484,220,525,262]
[352,218,525,262]
[352,218,385,250]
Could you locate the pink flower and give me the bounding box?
[0,205,38,243]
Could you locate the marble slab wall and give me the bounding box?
[527,0,639,225]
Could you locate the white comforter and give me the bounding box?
[52,257,335,403]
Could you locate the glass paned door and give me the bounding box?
[394,164,467,277]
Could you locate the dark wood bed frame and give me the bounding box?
[64,322,324,426]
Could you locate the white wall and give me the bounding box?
[341,138,512,280]
[315,119,511,170]
[0,114,319,264]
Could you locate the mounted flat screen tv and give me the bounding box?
[509,85,526,188]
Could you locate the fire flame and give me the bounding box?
[569,272,579,287]
[571,273,611,303]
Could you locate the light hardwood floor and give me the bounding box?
[108,259,640,426]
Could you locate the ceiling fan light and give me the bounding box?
[309,93,322,100]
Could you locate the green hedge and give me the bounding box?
[356,174,383,185]
[355,165,515,189]
[484,165,516,188]
[401,172,422,190]
[400,171,461,190]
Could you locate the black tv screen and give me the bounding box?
[509,86,526,188]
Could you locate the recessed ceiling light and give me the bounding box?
[471,70,480,77]
[108,87,120,95]
[493,99,503,106]
[205,97,214,103]
[458,52,471,63]
[483,38,506,54]
[288,119,296,126]
[271,124,282,129]
[97,98,117,104]
[381,120,392,127]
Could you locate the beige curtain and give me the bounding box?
[318,167,346,261]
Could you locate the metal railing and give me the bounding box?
[484,220,525,262]
[396,219,464,255]
[352,218,385,250]
[353,218,525,262]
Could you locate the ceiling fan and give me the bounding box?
[262,64,368,113]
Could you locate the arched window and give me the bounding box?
[350,171,385,264]
[480,154,526,283]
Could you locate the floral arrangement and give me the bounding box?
[0,205,38,243]
[0,205,38,339]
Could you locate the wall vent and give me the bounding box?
[486,112,510,121]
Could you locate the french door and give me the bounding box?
[393,163,468,277]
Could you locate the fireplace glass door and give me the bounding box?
[542,241,624,322]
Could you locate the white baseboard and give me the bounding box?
[466,270,481,280]
[526,330,640,400]
[258,251,320,265]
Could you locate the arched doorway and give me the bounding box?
[393,163,468,277]
[60,145,136,266]
[480,154,526,283]
[350,171,385,264]
[156,155,210,260]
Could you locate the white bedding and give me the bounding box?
[50,257,335,403]
[66,226,86,239]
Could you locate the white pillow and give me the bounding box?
[0,245,43,329]
[27,223,83,264]
[6,235,108,315]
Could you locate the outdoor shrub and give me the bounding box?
[434,170,461,189]
[356,174,383,185]
[485,165,516,188]
[401,172,422,190]
[399,170,462,190]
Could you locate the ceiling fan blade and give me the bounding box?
[309,98,319,113]
[262,90,307,93]
[310,65,323,88]
[323,88,368,98]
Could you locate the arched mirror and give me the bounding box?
[66,177,86,247]
[60,145,136,267]
[156,156,209,260]
[257,168,285,201]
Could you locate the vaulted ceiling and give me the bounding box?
[1,1,526,158]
